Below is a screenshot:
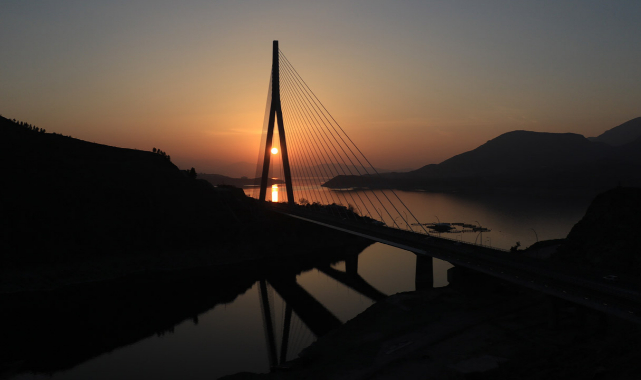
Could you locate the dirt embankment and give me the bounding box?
[554,187,641,276]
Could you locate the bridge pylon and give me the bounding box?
[259,40,295,204]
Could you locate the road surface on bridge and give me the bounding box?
[266,203,641,324]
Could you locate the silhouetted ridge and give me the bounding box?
[618,135,641,164]
[555,187,641,275]
[590,117,641,146]
[0,115,248,267]
[323,119,641,194]
[410,130,611,178]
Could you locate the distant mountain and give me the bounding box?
[304,163,390,177]
[206,161,396,179]
[409,131,612,178]
[217,161,256,178]
[589,117,641,146]
[618,136,641,164]
[323,119,641,194]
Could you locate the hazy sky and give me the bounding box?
[2,1,640,174]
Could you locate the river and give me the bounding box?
[10,189,592,380]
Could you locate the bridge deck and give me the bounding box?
[267,203,641,324]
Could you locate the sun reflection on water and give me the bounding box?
[271,184,278,202]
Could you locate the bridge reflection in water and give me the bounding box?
[1,241,445,379]
[258,251,436,368]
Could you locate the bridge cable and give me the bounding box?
[281,70,356,219]
[280,51,429,233]
[280,91,335,213]
[281,70,361,220]
[281,69,341,209]
[280,79,335,209]
[282,66,383,222]
[282,69,359,217]
[281,80,345,216]
[280,52,405,228]
[279,53,382,220]
[290,312,304,359]
[280,55,384,223]
[285,134,325,211]
[280,53,391,223]
[280,64,371,222]
[275,290,286,355]
[282,81,349,218]
[283,74,377,223]
[281,51,428,233]
[281,56,392,225]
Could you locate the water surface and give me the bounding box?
[11,190,590,379]
[256,185,591,250]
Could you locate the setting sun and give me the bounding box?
[271,147,278,154]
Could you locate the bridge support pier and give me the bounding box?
[345,255,358,276]
[415,254,433,290]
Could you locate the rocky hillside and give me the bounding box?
[553,187,641,275]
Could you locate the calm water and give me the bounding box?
[11,190,591,380]
[257,184,591,250]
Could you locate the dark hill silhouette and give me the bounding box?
[409,131,612,178]
[589,117,641,146]
[0,115,368,273]
[323,120,641,194]
[554,187,641,276]
[0,115,247,267]
[617,136,641,165]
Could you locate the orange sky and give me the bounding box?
[1,2,640,176]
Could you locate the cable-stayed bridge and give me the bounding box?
[250,41,641,327]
